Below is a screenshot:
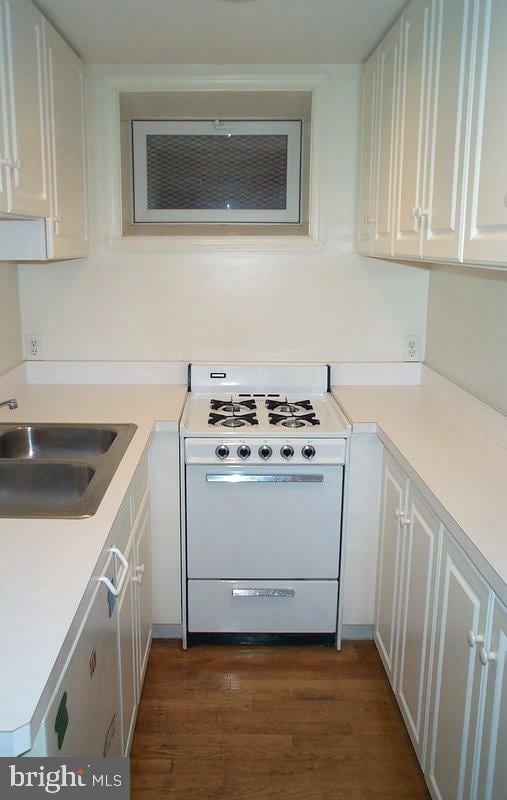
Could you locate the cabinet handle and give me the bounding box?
[401,516,411,527]
[98,547,129,596]
[232,588,295,598]
[132,575,142,584]
[479,647,497,666]
[467,630,484,648]
[136,564,145,575]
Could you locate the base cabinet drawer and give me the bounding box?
[188,580,338,633]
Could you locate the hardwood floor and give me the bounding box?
[131,640,430,799]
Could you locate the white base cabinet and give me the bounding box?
[26,454,152,758]
[374,446,507,799]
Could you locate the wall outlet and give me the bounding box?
[25,334,42,360]
[404,335,421,362]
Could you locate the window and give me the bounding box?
[132,120,302,224]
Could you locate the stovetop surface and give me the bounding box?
[182,392,350,437]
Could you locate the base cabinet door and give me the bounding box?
[374,451,407,685]
[117,533,137,756]
[396,484,440,765]
[464,0,507,266]
[476,598,507,800]
[426,530,491,800]
[134,498,152,688]
[29,554,121,757]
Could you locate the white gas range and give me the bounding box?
[179,364,350,647]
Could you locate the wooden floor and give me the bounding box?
[131,640,430,800]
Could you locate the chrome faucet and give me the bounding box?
[0,398,18,410]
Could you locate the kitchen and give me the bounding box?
[0,0,505,797]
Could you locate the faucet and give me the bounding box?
[0,398,18,410]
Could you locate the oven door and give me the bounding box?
[186,464,343,579]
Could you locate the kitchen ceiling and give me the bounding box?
[33,0,407,64]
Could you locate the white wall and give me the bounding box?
[0,264,22,375]
[18,65,429,362]
[426,267,507,414]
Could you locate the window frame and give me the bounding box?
[131,119,302,224]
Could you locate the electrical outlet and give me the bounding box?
[404,335,420,362]
[25,334,42,360]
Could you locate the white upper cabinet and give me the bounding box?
[359,0,507,269]
[463,0,507,266]
[44,21,88,259]
[1,0,50,217]
[393,0,433,259]
[423,0,473,261]
[0,0,87,261]
[357,50,378,255]
[374,18,402,257]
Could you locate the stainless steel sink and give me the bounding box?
[0,423,137,519]
[0,425,117,459]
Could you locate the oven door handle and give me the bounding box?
[205,474,324,483]
[232,588,295,598]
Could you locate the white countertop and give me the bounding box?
[332,376,507,604]
[0,381,187,749]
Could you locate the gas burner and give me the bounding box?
[208,411,259,428]
[265,398,314,414]
[210,398,256,413]
[269,412,320,428]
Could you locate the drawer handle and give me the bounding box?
[232,588,295,598]
[467,630,484,648]
[98,547,129,596]
[206,474,324,483]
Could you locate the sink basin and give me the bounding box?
[0,462,95,515]
[0,425,117,459]
[0,423,137,518]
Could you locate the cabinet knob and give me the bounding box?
[467,630,484,648]
[401,516,411,527]
[479,647,497,666]
[395,508,404,520]
[136,564,145,575]
[132,575,142,584]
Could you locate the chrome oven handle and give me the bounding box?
[206,474,324,483]
[232,588,295,598]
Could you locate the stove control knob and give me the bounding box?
[280,444,294,459]
[215,444,229,460]
[237,444,251,459]
[258,445,272,460]
[302,444,316,460]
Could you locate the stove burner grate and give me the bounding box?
[208,411,259,428]
[265,398,314,414]
[210,397,257,413]
[269,412,320,428]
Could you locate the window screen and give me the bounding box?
[132,120,301,223]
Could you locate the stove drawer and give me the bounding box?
[187,579,338,633]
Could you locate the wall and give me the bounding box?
[18,65,429,362]
[426,266,507,414]
[0,264,22,375]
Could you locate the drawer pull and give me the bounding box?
[232,588,295,598]
[206,474,323,484]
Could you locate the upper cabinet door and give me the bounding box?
[393,0,433,259]
[0,3,11,213]
[464,0,507,266]
[357,50,378,256]
[2,0,50,217]
[373,18,402,257]
[423,0,474,262]
[44,21,88,259]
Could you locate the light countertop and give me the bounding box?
[332,380,507,604]
[0,382,187,751]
